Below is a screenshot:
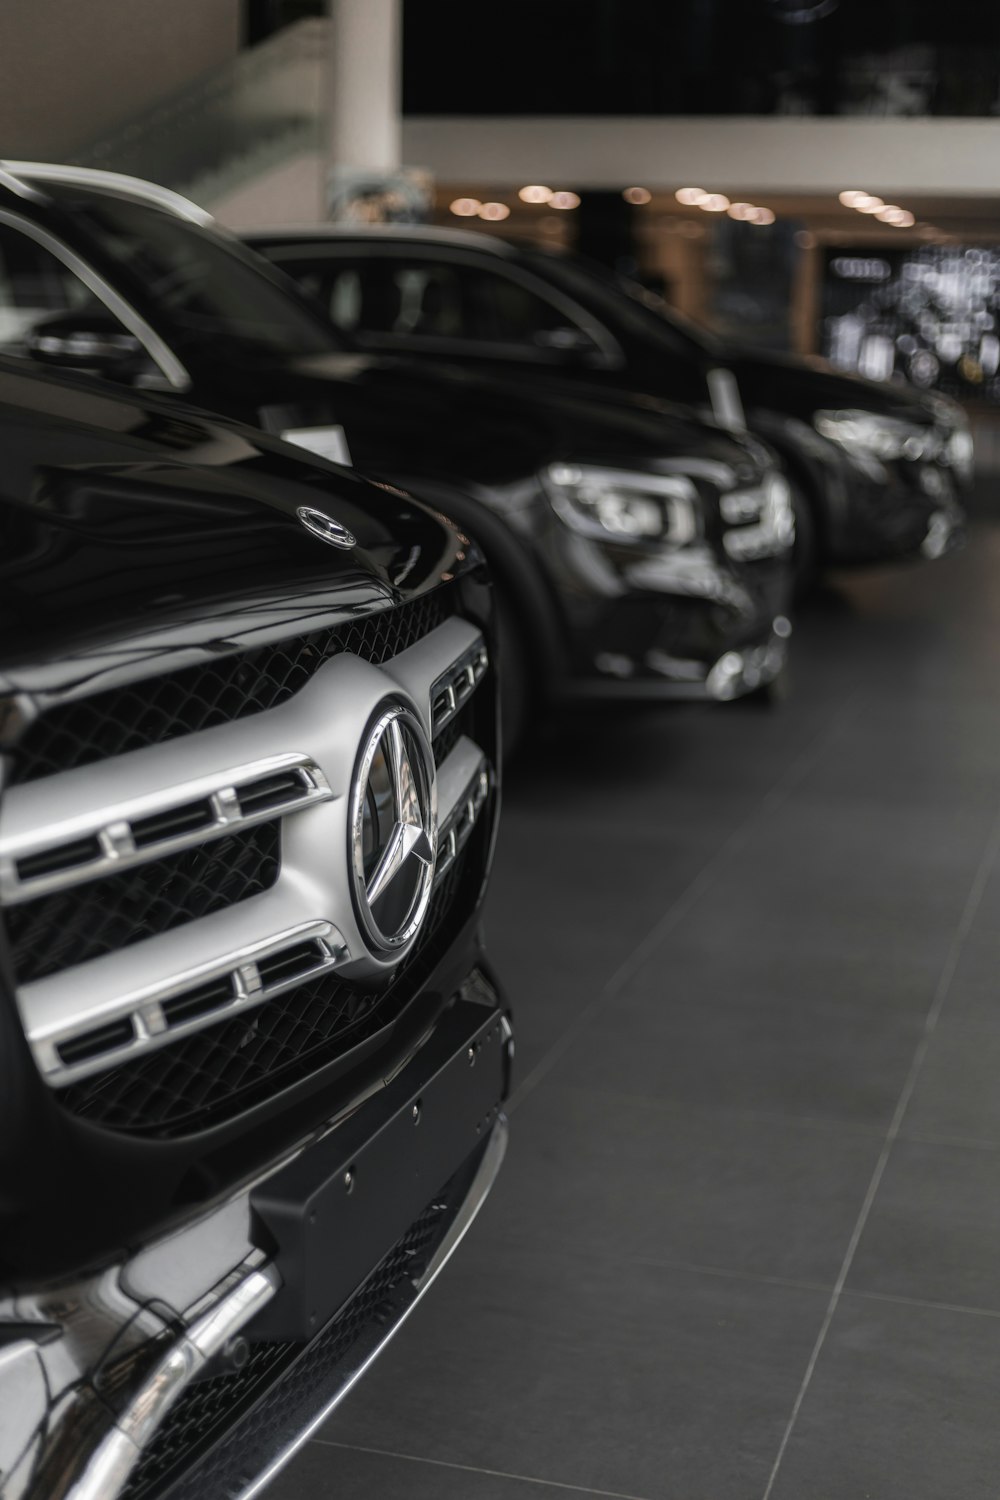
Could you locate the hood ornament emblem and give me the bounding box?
[296,506,357,549]
[350,705,436,957]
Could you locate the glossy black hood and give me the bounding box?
[182,347,769,495]
[725,347,948,426]
[0,360,469,683]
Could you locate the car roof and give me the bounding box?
[0,161,214,226]
[241,223,516,257]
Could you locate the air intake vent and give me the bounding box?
[57,1017,135,1068]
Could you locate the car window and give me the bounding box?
[290,254,598,353]
[0,225,98,352]
[40,183,346,362]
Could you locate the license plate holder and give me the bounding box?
[250,999,507,1341]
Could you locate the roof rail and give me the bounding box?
[2,162,214,225]
[0,164,49,203]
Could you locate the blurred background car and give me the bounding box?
[0,163,795,750]
[244,224,972,583]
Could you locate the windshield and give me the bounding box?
[522,245,723,362]
[42,183,346,362]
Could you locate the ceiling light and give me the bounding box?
[623,186,652,205]
[890,209,915,228]
[478,201,511,221]
[857,196,885,214]
[519,185,552,204]
[675,187,707,206]
[699,193,730,213]
[876,205,905,224]
[749,206,776,225]
[839,190,869,208]
[450,198,481,217]
[549,190,581,210]
[728,202,756,221]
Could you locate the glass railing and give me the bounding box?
[70,18,328,208]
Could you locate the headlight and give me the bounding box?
[542,464,700,546]
[813,409,939,462]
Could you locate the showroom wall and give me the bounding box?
[0,0,240,158]
[401,116,1000,200]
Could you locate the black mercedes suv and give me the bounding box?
[0,163,794,745]
[245,222,972,580]
[0,358,509,1500]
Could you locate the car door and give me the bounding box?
[264,243,622,375]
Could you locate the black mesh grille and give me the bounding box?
[5,824,280,985]
[57,836,477,1137]
[9,591,452,786]
[120,1164,471,1500]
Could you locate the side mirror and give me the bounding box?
[26,310,144,379]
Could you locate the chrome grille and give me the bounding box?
[0,589,495,1129]
[57,838,476,1137]
[7,591,452,786]
[4,822,280,985]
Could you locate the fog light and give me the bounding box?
[706,650,745,701]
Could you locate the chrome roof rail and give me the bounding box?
[0,163,49,203]
[2,161,215,225]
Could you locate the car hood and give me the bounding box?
[0,361,470,689]
[726,346,949,427]
[222,351,770,490]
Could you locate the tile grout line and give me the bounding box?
[843,1285,1000,1323]
[760,793,1000,1500]
[310,1438,656,1500]
[508,693,864,1113]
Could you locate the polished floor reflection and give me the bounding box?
[270,519,1000,1500]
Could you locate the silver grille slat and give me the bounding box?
[1,617,492,1091]
[435,740,490,881]
[429,638,489,735]
[0,754,331,904]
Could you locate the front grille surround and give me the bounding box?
[1,584,497,1137]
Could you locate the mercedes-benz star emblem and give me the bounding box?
[350,704,436,956]
[296,505,357,549]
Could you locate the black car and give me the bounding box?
[244,222,972,578]
[0,357,509,1499]
[0,163,793,745]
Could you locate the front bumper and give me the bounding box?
[825,457,967,566]
[558,545,793,702]
[0,977,511,1500]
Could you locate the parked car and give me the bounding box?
[244,222,972,579]
[0,356,509,1500]
[0,163,795,745]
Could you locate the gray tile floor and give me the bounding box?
[270,521,1000,1499]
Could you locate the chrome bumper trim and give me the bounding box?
[24,1262,281,1500]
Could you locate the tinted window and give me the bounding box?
[290,254,593,351]
[42,184,345,361]
[0,227,97,352]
